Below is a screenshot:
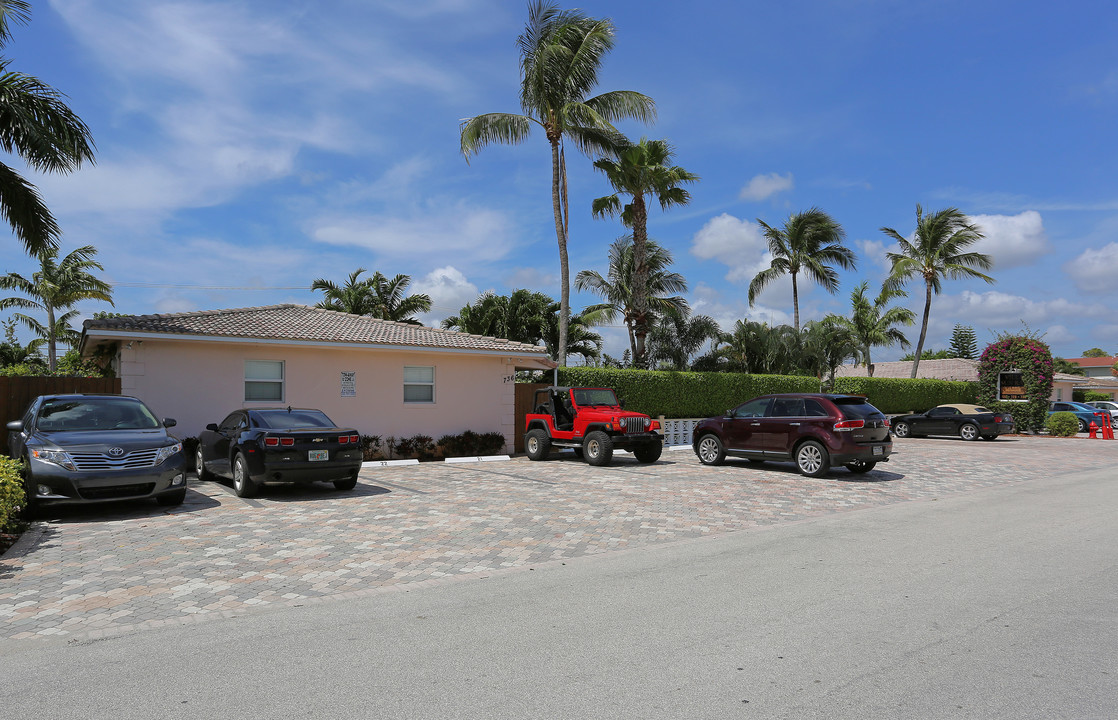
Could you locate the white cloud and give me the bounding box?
[690,213,792,302]
[411,266,480,326]
[970,211,1049,269]
[310,205,516,263]
[739,172,794,201]
[1042,324,1077,345]
[931,290,1110,330]
[1064,242,1118,294]
[856,238,890,272]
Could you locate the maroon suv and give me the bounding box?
[691,393,892,477]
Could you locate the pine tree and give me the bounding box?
[949,324,978,359]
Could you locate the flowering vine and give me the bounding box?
[977,335,1053,432]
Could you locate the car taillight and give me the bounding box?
[280,437,295,446]
[349,434,360,443]
[883,417,891,427]
[338,435,349,444]
[833,419,865,432]
[264,437,279,447]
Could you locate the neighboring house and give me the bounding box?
[1064,356,1118,380]
[79,304,556,450]
[834,359,1095,401]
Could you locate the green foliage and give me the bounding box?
[1084,391,1112,402]
[361,431,507,461]
[0,348,110,377]
[554,367,820,418]
[436,430,507,457]
[1045,412,1079,437]
[1053,357,1085,376]
[901,348,952,361]
[1082,348,1110,358]
[948,324,978,359]
[0,456,25,532]
[977,335,1054,432]
[831,377,978,414]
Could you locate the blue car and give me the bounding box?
[1048,401,1110,433]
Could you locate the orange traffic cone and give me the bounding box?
[1088,420,1098,439]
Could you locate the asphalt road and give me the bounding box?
[3,467,1115,719]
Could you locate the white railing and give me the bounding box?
[657,417,704,447]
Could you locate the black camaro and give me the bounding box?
[195,407,363,498]
[891,403,1014,441]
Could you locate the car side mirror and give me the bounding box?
[6,420,22,432]
[206,423,220,432]
[163,418,177,428]
[725,409,734,418]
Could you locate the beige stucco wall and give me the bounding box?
[115,339,532,451]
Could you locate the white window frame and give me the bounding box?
[245,360,285,402]
[403,365,435,404]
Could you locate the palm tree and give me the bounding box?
[459,1,655,366]
[748,208,855,332]
[838,281,915,376]
[0,244,113,370]
[715,320,799,375]
[0,1,96,256]
[882,205,994,378]
[575,236,688,366]
[647,311,720,371]
[800,317,862,388]
[543,307,602,365]
[367,271,431,324]
[592,137,697,365]
[442,289,553,346]
[312,269,431,323]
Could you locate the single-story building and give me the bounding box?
[834,359,1097,402]
[79,304,556,450]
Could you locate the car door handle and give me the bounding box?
[788,422,800,426]
[750,422,760,426]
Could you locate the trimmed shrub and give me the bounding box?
[436,430,506,457]
[1084,391,1111,402]
[360,435,384,461]
[1045,412,1079,437]
[554,367,819,418]
[0,456,25,532]
[831,377,979,414]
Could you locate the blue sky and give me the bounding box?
[5,0,1118,362]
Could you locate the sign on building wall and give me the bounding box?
[997,371,1027,401]
[341,371,356,398]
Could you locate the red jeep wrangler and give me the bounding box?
[523,386,663,466]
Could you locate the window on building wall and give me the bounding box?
[403,366,435,403]
[245,360,284,401]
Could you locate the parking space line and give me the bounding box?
[368,480,429,494]
[446,465,558,485]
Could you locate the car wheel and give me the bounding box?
[333,474,359,491]
[156,488,187,506]
[845,460,876,474]
[795,441,829,478]
[959,423,979,441]
[195,446,212,481]
[1077,418,1088,433]
[633,441,663,464]
[232,454,258,498]
[696,434,725,466]
[583,431,614,466]
[893,421,910,438]
[524,429,551,461]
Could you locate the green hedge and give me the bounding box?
[0,456,25,532]
[1045,412,1079,437]
[831,377,979,414]
[553,367,820,418]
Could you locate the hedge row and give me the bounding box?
[0,456,25,532]
[831,377,979,414]
[550,368,978,418]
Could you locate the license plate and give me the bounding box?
[872,445,884,456]
[308,450,329,462]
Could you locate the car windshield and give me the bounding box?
[832,397,885,420]
[572,388,619,406]
[37,397,160,432]
[253,409,336,429]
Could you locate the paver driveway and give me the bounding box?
[2,436,1116,642]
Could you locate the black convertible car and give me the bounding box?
[196,407,363,497]
[891,404,1014,441]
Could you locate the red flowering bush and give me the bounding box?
[977,335,1053,432]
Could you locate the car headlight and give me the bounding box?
[154,442,183,465]
[31,448,77,471]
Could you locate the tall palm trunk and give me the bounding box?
[630,194,649,366]
[46,303,57,371]
[791,272,800,332]
[549,134,569,366]
[911,281,933,378]
[865,345,875,377]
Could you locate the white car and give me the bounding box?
[1085,400,1118,428]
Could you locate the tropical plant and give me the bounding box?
[442,289,552,345]
[311,269,431,323]
[715,320,799,375]
[1052,357,1086,376]
[976,332,1053,432]
[575,236,687,367]
[0,244,113,370]
[836,281,914,376]
[0,316,42,366]
[948,324,978,359]
[882,205,994,378]
[591,137,697,365]
[900,348,953,361]
[748,208,855,332]
[459,1,655,365]
[647,311,720,371]
[543,307,602,365]
[800,317,862,388]
[1082,347,1110,358]
[0,0,96,257]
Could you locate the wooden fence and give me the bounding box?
[513,383,549,453]
[0,376,121,453]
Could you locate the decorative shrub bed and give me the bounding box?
[1045,412,1079,437]
[0,455,26,535]
[360,431,506,461]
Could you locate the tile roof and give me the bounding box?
[82,304,552,356]
[834,359,980,381]
[1065,356,1117,368]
